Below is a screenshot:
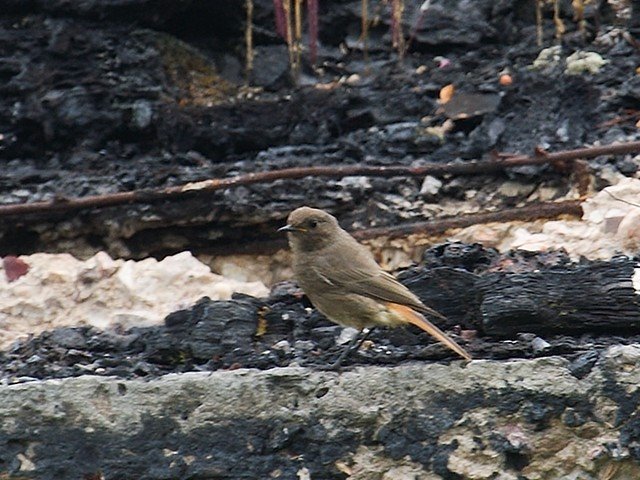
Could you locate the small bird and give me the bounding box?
[279,206,471,365]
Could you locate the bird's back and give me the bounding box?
[293,227,429,313]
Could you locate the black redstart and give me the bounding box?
[279,206,471,363]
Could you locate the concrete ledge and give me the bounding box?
[2,346,640,479]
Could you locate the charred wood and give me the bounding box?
[478,258,640,337]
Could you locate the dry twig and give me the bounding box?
[352,200,583,240]
[207,200,583,255]
[1,141,639,219]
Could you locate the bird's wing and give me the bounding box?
[312,247,445,319]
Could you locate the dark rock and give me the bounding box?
[402,0,498,47]
[249,45,292,90]
[568,350,600,379]
[422,242,498,272]
[48,328,89,350]
[442,92,502,121]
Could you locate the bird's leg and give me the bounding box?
[328,327,375,370]
[353,326,375,351]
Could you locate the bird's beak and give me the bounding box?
[278,224,305,233]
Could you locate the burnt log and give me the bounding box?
[479,258,640,337]
[398,267,483,330]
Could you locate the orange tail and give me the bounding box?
[387,303,472,361]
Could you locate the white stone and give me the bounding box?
[0,251,268,348]
[420,175,442,196]
[565,51,608,75]
[455,178,640,260]
[336,327,359,345]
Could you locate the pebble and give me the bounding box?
[420,175,443,196]
[272,340,292,353]
[531,337,552,353]
[336,327,359,345]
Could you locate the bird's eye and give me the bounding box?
[309,220,318,228]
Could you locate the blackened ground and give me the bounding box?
[2,243,638,383]
[0,0,638,258]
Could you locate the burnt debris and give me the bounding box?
[2,243,639,383]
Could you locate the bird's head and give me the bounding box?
[278,206,340,251]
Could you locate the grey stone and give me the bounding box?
[1,345,640,479]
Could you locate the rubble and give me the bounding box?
[0,251,268,349]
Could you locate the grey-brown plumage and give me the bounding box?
[279,206,471,361]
